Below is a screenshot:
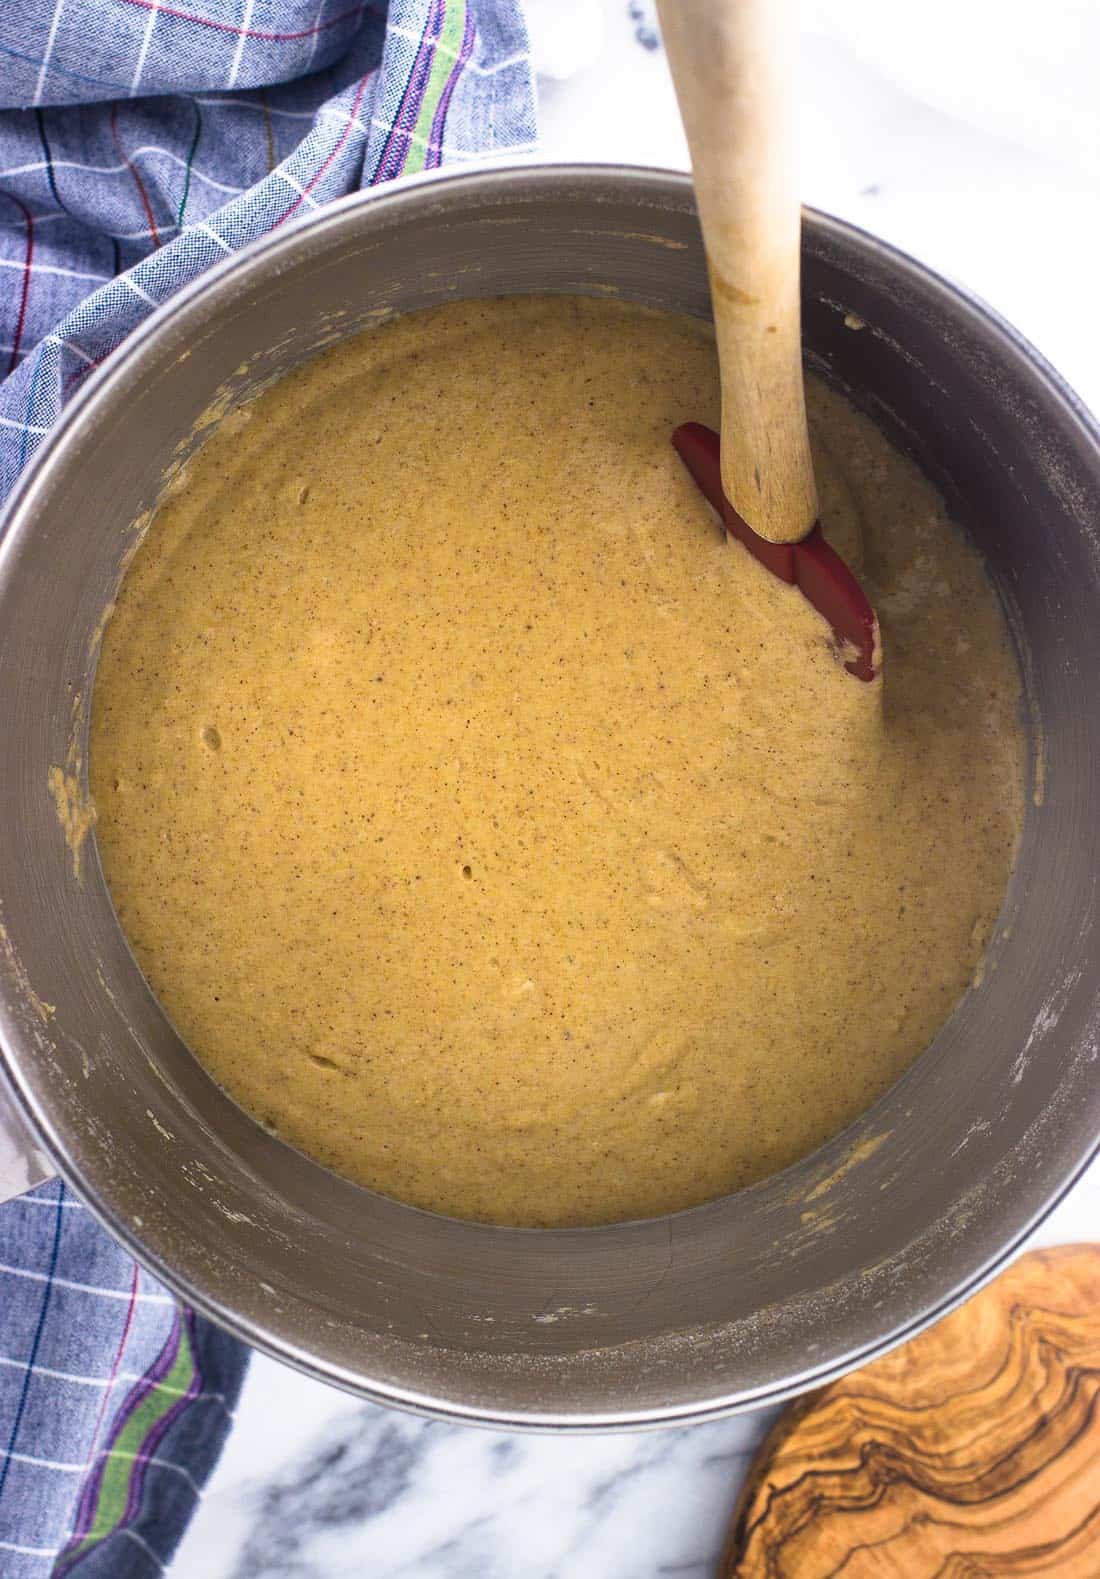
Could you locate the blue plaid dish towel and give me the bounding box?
[0,3,535,1573]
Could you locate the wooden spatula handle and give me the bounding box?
[658,0,817,545]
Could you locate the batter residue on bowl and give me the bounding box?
[89,297,1023,1227]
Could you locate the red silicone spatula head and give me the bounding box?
[672,423,880,683]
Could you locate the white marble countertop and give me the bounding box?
[171,5,1100,1573]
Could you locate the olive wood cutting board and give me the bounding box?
[723,1245,1100,1577]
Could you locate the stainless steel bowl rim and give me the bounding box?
[2,162,1098,1430]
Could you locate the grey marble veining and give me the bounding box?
[175,1371,775,1579]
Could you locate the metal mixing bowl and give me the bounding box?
[0,165,1098,1429]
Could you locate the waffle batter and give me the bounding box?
[90,297,1023,1226]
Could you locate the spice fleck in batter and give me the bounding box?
[90,298,1023,1227]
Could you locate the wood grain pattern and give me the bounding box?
[724,1246,1100,1577]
